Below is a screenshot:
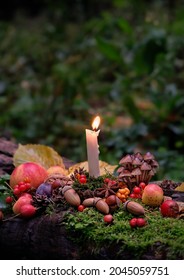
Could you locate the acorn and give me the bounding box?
[124,200,145,216]
[82,198,95,207]
[62,185,81,207]
[94,197,109,214]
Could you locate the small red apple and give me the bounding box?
[13,196,33,215]
[142,183,164,207]
[10,162,48,189]
[20,193,33,199]
[47,165,68,176]
[20,204,36,218]
[160,200,179,218]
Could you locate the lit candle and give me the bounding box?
[85,116,101,177]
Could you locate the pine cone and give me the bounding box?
[33,194,51,214]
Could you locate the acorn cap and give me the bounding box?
[93,197,103,206]
[62,185,73,195]
[123,200,131,211]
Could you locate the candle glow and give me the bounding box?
[92,116,100,131]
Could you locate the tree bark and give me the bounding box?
[0,213,80,260]
[0,138,17,175]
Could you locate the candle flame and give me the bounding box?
[92,116,101,131]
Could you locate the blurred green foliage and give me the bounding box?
[0,0,184,180]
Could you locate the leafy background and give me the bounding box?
[0,0,184,180]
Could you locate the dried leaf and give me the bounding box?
[177,201,184,212]
[175,182,184,192]
[68,160,117,176]
[13,144,65,170]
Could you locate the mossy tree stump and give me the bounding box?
[0,138,184,260]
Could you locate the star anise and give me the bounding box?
[94,179,120,198]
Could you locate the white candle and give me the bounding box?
[86,116,100,177]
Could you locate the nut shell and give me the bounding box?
[62,186,81,207]
[94,197,109,214]
[82,198,95,207]
[124,200,145,216]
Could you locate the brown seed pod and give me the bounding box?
[62,185,81,207]
[106,195,122,207]
[82,198,95,207]
[94,197,109,214]
[105,195,117,206]
[124,200,145,216]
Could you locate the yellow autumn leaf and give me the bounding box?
[175,182,184,192]
[13,144,65,170]
[68,160,117,176]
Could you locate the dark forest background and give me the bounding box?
[1,0,184,180]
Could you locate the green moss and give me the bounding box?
[63,205,184,259]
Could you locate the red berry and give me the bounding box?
[104,178,110,184]
[18,182,26,188]
[104,214,114,224]
[19,184,27,192]
[136,218,146,227]
[129,193,136,198]
[110,180,117,185]
[139,182,146,190]
[133,186,141,194]
[5,196,13,204]
[24,182,31,190]
[78,205,85,212]
[129,218,137,228]
[79,177,87,184]
[131,193,141,199]
[13,187,21,196]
